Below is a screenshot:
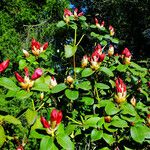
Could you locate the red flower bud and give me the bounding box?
[122,48,131,58]
[40,116,50,128]
[14,72,24,82]
[31,39,41,50]
[64,8,73,17]
[16,145,24,150]
[0,59,10,73]
[31,68,42,80]
[50,109,63,125]
[24,67,29,77]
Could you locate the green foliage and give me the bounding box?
[0,4,150,150]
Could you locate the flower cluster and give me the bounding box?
[115,77,127,103]
[0,59,10,73]
[81,44,105,70]
[15,67,42,91]
[40,109,63,136]
[95,18,105,29]
[63,8,83,23]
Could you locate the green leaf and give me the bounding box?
[99,147,110,150]
[111,38,119,44]
[97,117,105,128]
[25,109,37,126]
[117,64,128,72]
[64,45,77,58]
[16,90,33,99]
[130,125,146,143]
[19,59,27,70]
[65,89,79,100]
[90,25,96,28]
[76,81,92,90]
[57,21,66,28]
[84,117,100,128]
[32,83,49,92]
[51,83,67,93]
[105,101,120,115]
[70,24,77,30]
[103,133,115,145]
[6,90,16,97]
[26,55,36,63]
[95,83,110,89]
[130,62,147,72]
[121,103,137,116]
[100,40,107,46]
[3,115,21,125]
[81,97,94,105]
[79,16,86,21]
[111,118,128,128]
[81,68,94,77]
[65,124,77,135]
[0,126,6,148]
[40,136,58,150]
[100,67,114,77]
[0,77,19,91]
[91,129,103,141]
[56,133,74,150]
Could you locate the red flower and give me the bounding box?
[64,8,73,17]
[109,25,115,36]
[14,72,24,82]
[0,59,10,73]
[40,116,50,128]
[51,109,63,125]
[31,39,48,56]
[121,48,132,64]
[122,48,131,58]
[74,8,83,19]
[115,78,127,103]
[31,68,43,80]
[15,67,42,91]
[40,109,63,131]
[95,18,105,28]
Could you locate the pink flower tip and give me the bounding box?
[0,59,10,73]
[31,68,43,80]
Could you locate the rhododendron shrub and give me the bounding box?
[0,8,149,150]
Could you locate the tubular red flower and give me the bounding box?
[122,48,131,58]
[31,68,42,80]
[31,39,41,50]
[42,42,48,50]
[64,8,73,17]
[40,116,50,128]
[50,109,63,125]
[24,67,29,77]
[14,72,24,82]
[116,78,126,93]
[95,18,99,24]
[0,59,10,73]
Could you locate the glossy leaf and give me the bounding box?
[81,68,94,77]
[65,45,77,58]
[0,126,6,148]
[16,90,33,99]
[0,77,19,91]
[25,109,37,126]
[95,83,110,89]
[81,97,94,105]
[51,83,67,93]
[65,89,79,100]
[100,67,114,77]
[91,129,103,141]
[40,136,58,150]
[56,133,74,150]
[76,81,92,90]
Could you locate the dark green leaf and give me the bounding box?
[84,117,100,128]
[111,118,128,128]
